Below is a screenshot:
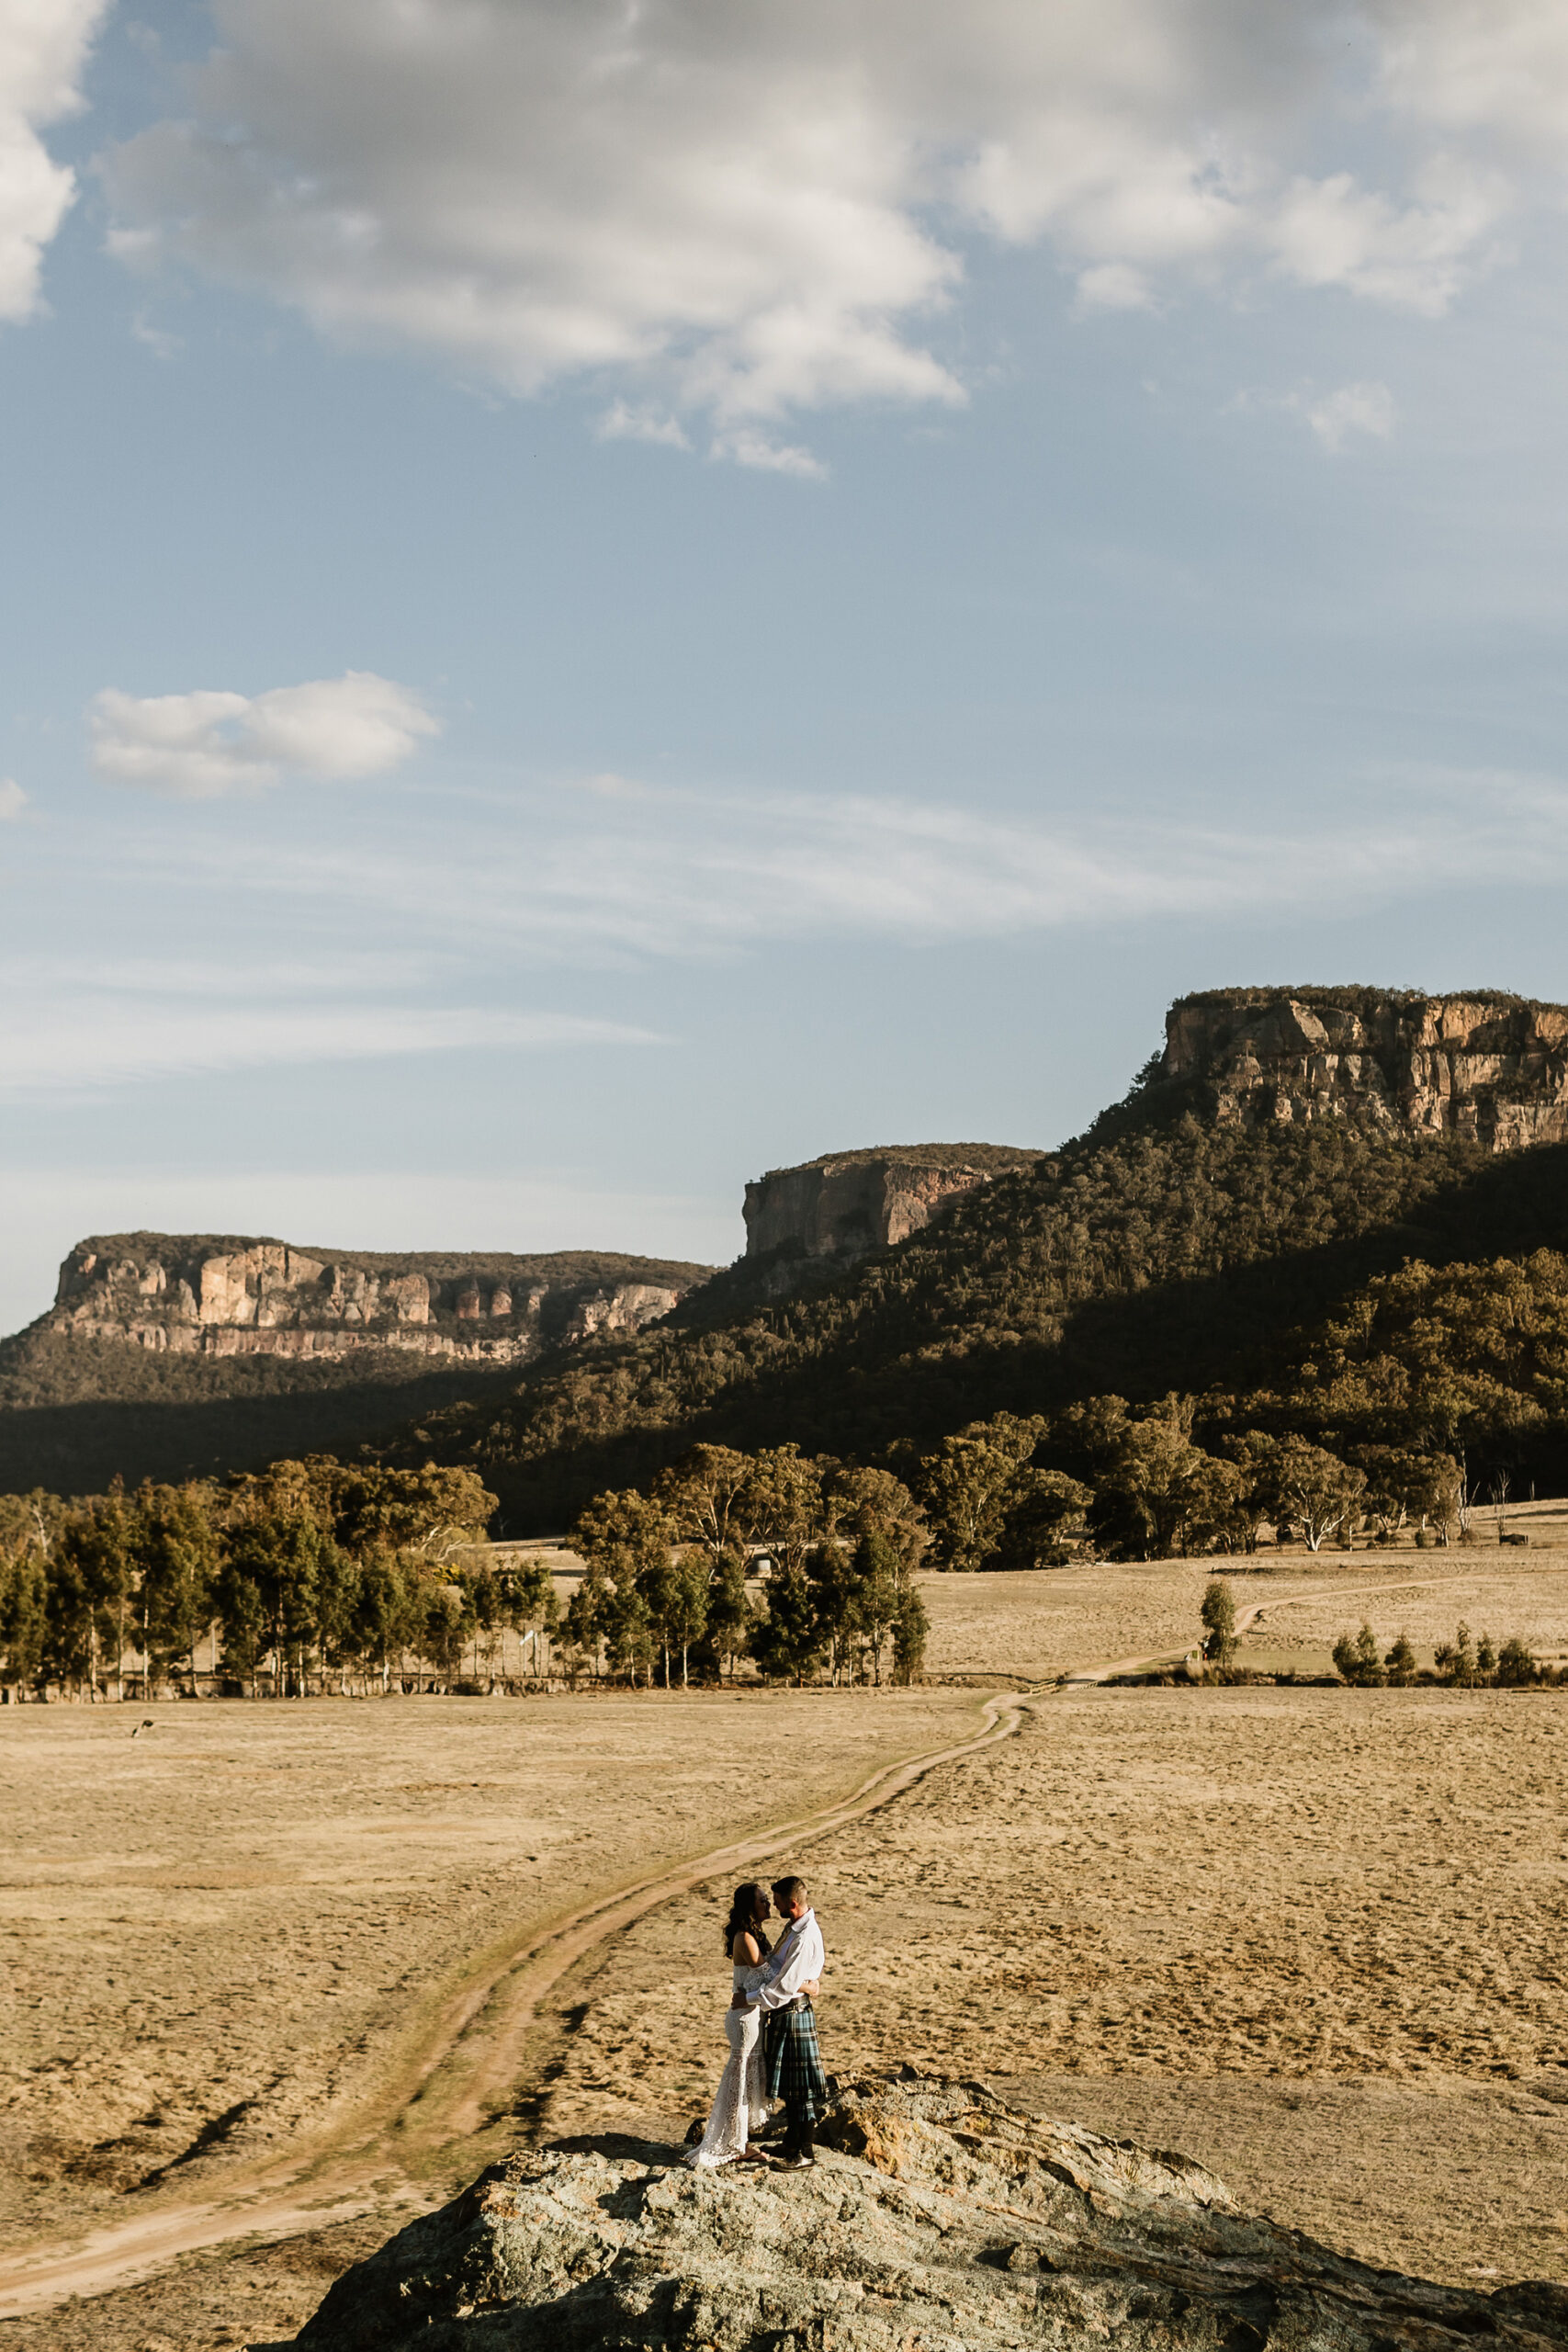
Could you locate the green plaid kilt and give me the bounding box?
[764,2001,828,2121]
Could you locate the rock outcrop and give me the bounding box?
[291,2075,1568,2352]
[743,1145,1038,1270]
[39,1236,716,1368]
[1164,989,1568,1148]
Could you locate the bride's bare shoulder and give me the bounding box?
[732,1929,764,1964]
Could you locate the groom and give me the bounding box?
[737,1874,827,2168]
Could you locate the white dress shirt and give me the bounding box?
[747,1906,825,2011]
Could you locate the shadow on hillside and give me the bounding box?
[0,1362,522,1498]
[472,1137,1568,1527]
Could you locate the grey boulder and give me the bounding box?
[291,2074,1568,2351]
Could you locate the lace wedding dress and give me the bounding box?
[682,1959,773,2168]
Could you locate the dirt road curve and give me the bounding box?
[0,1690,1027,2320]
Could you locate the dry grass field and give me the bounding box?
[6,1526,1568,2347]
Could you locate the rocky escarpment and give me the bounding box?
[1165,988,1568,1148]
[290,2074,1568,2352]
[39,1236,716,1367]
[744,1144,1038,1270]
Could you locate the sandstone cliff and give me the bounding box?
[290,2073,1568,2352]
[743,1143,1038,1269]
[39,1236,715,1369]
[1164,987,1568,1147]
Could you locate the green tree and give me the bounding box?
[1332,1623,1386,1686]
[846,1531,902,1685]
[0,1546,46,1697]
[605,1575,654,1687]
[1496,1635,1539,1686]
[1434,1622,1479,1686]
[422,1585,468,1686]
[570,1489,677,1688]
[66,1485,137,1701]
[133,1482,222,1691]
[1268,1438,1366,1553]
[891,1582,929,1684]
[992,1470,1094,1570]
[1383,1632,1418,1685]
[1200,1577,1236,1668]
[702,1547,752,1683]
[40,1542,96,1696]
[740,1446,827,1579]
[563,1557,611,1680]
[348,1553,415,1694]
[806,1539,859,1685]
[916,1414,1044,1572]
[1094,1405,1245,1560]
[654,1445,758,1566]
[825,1464,928,1576]
[502,1558,560,1682]
[659,1550,710,1688]
[220,1507,333,1697]
[750,1560,822,1686]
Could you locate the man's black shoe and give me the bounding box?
[778,2151,816,2168]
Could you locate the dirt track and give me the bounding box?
[7,1541,1568,2345]
[0,1688,1021,2319]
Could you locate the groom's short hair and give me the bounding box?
[772,1875,807,1905]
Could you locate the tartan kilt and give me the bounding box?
[764,2001,828,2120]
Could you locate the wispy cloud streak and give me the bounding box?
[134,766,1568,963]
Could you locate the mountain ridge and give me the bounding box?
[376,983,1568,1523]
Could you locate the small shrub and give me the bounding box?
[1435,1623,1478,1685]
[1332,1622,1386,1687]
[1383,1633,1418,1686]
[1496,1636,1540,1686]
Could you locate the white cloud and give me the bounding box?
[98,1,1568,447]
[1305,379,1397,451]
[0,0,106,322]
[597,402,691,450]
[1074,261,1157,313]
[162,763,1568,965]
[0,776,27,820]
[712,428,827,480]
[0,953,660,1097]
[90,671,440,797]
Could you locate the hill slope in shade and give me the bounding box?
[379,987,1568,1525]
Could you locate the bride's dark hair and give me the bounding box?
[723,1882,771,1956]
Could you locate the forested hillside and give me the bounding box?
[388,1071,1568,1529]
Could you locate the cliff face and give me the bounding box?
[743,1143,1038,1268]
[43,1237,715,1366]
[1164,989,1568,1148]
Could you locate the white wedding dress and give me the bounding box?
[682,1958,773,2168]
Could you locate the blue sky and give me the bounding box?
[2,0,1567,1332]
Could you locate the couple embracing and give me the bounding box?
[682,1874,827,2173]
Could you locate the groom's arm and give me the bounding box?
[746,1921,812,2011]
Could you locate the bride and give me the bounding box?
[682,1881,815,2169]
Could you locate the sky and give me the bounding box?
[2,0,1568,1335]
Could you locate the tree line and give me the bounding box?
[0,1458,550,1702]
[0,1442,938,1700]
[562,1443,929,1688]
[1199,1579,1560,1689]
[884,1396,1469,1566]
[1330,1620,1559,1688]
[0,1389,1495,1703]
